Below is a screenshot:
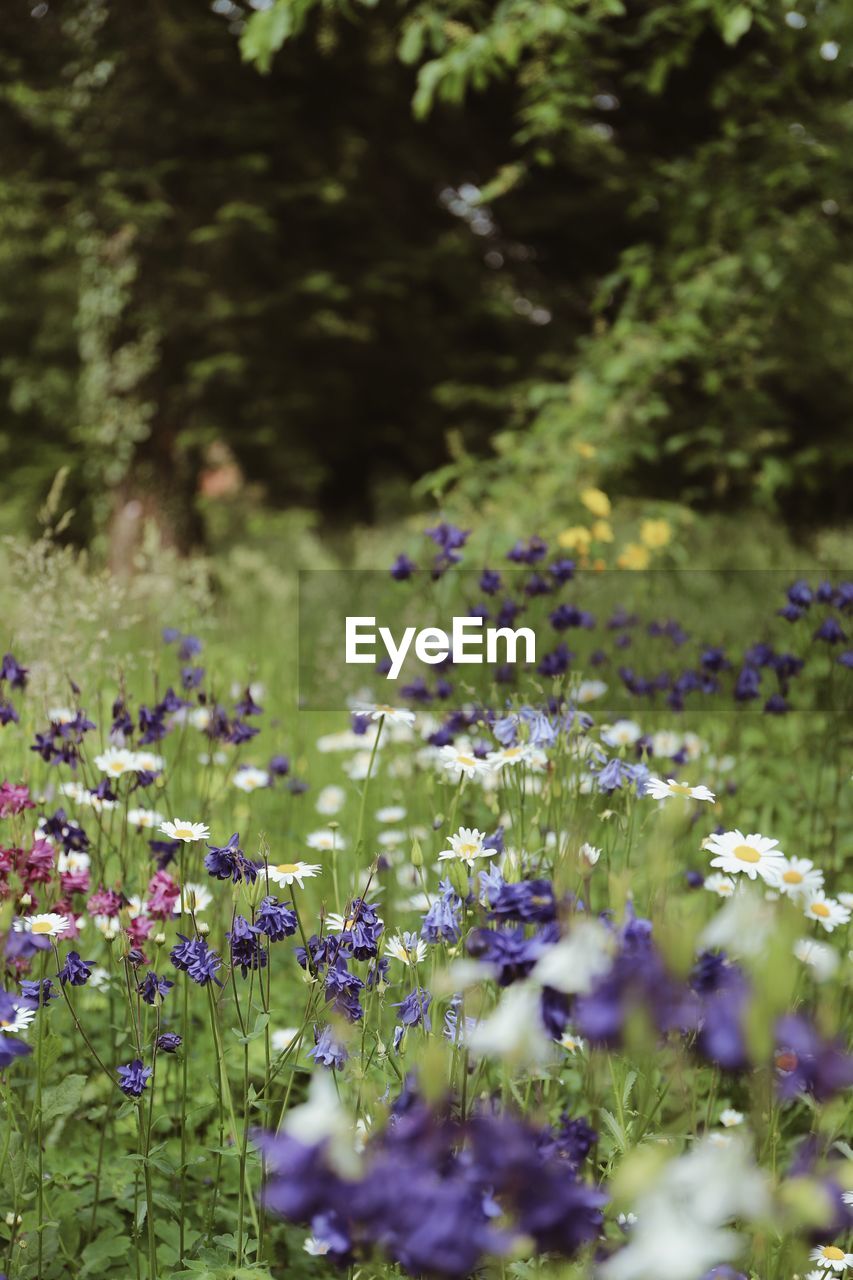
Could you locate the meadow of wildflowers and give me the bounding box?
[0,523,851,1280]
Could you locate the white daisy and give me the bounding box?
[719,1108,743,1128]
[306,829,346,852]
[189,707,212,731]
[681,732,705,760]
[706,829,784,883]
[127,808,165,829]
[59,780,88,804]
[576,680,607,703]
[159,819,210,843]
[651,730,682,758]
[810,1246,853,1272]
[315,785,346,816]
[233,766,270,793]
[644,776,715,803]
[265,861,322,889]
[89,794,117,813]
[438,744,492,781]
[601,720,643,748]
[579,842,602,867]
[486,743,538,770]
[131,750,165,773]
[0,1003,36,1034]
[438,827,494,865]
[88,966,112,989]
[377,829,405,848]
[198,751,228,766]
[375,805,407,823]
[769,856,824,899]
[13,913,68,938]
[174,883,213,914]
[803,891,851,933]
[704,873,736,898]
[93,747,137,778]
[351,701,416,727]
[559,1031,586,1055]
[793,937,840,982]
[47,706,76,725]
[843,1193,853,1208]
[57,851,90,874]
[303,1237,330,1257]
[385,932,427,964]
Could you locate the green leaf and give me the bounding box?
[720,5,753,45]
[41,1073,87,1124]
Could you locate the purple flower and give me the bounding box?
[117,1059,152,1097]
[814,617,847,645]
[309,1025,348,1070]
[0,653,28,689]
[205,832,257,884]
[156,1033,182,1053]
[775,1014,853,1101]
[57,951,94,987]
[421,879,462,944]
[324,958,364,1022]
[138,972,174,1005]
[390,553,416,581]
[170,934,222,986]
[228,915,267,978]
[256,896,297,941]
[20,978,58,1007]
[393,987,432,1029]
[489,879,557,924]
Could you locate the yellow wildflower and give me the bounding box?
[617,542,650,570]
[590,519,614,543]
[580,488,611,518]
[640,518,672,549]
[557,526,592,552]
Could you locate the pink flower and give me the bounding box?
[87,886,124,917]
[127,914,154,945]
[21,838,55,886]
[0,782,35,818]
[146,870,179,920]
[60,869,90,897]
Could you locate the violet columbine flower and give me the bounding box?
[117,1059,152,1097]
[393,987,432,1029]
[170,934,222,986]
[390,553,416,581]
[156,1033,182,1053]
[20,978,58,1008]
[204,832,257,884]
[228,915,267,978]
[324,959,364,1022]
[0,653,28,689]
[57,951,94,987]
[308,1025,348,1070]
[775,1014,853,1101]
[256,896,297,942]
[814,616,847,645]
[420,878,462,944]
[138,972,174,1005]
[489,879,557,924]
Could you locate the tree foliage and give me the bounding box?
[1,0,851,546]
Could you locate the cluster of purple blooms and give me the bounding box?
[387,530,852,716]
[258,1081,605,1277]
[468,876,853,1099]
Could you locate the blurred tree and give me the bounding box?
[0,0,559,550]
[245,0,853,528]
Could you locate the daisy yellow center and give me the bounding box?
[376,705,394,715]
[810,901,830,918]
[822,1248,845,1261]
[275,863,299,875]
[0,1019,10,1027]
[457,755,476,767]
[668,783,694,795]
[783,869,803,884]
[459,844,478,858]
[504,747,522,758]
[109,763,125,774]
[31,920,54,934]
[174,827,195,839]
[733,844,761,864]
